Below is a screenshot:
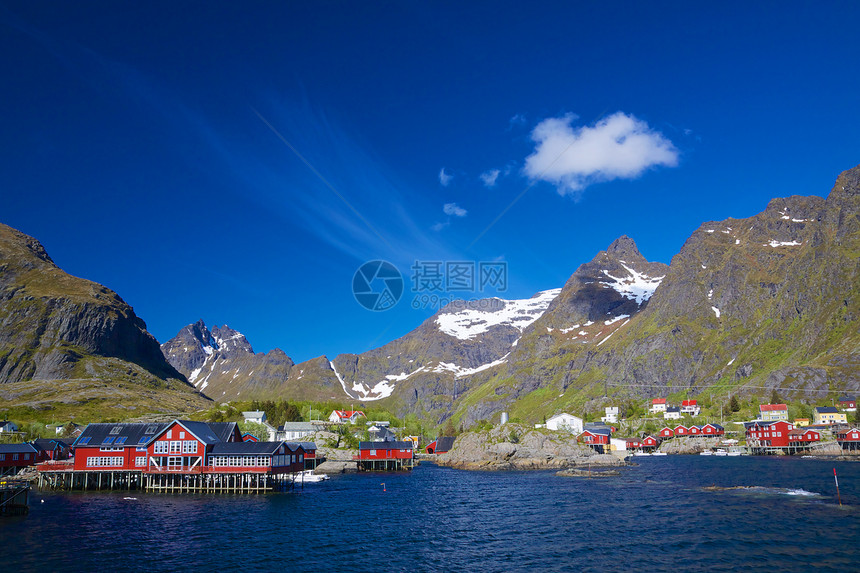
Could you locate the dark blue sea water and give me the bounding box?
[2,456,858,572]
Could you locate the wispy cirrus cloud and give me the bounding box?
[480,169,501,187]
[438,167,453,186]
[523,112,679,195]
[443,202,467,217]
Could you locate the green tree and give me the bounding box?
[770,389,783,405]
[729,395,741,413]
[238,421,270,441]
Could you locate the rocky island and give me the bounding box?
[435,424,628,471]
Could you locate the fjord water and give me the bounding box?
[2,457,857,572]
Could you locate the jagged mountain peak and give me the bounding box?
[604,235,644,262]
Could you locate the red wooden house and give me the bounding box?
[425,436,456,454]
[688,425,701,436]
[744,420,794,448]
[625,438,642,449]
[700,424,725,437]
[673,425,690,436]
[658,427,674,439]
[0,443,40,477]
[357,441,414,470]
[578,428,611,445]
[640,435,660,451]
[836,427,860,451]
[788,428,820,447]
[358,441,414,461]
[838,396,856,411]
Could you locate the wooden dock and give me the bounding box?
[0,480,30,516]
[38,469,300,493]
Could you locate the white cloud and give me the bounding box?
[523,112,679,195]
[480,169,501,187]
[508,113,526,129]
[443,202,468,217]
[439,167,453,186]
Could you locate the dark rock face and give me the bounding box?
[0,223,186,386]
[453,164,860,425]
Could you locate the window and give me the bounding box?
[182,441,197,454]
[154,441,168,454]
[169,441,181,454]
[299,454,303,463]
[78,437,91,445]
[167,430,172,439]
[138,437,149,445]
[370,450,376,456]
[145,425,157,434]
[115,437,127,445]
[109,426,122,435]
[24,453,30,460]
[12,454,19,461]
[0,454,4,460]
[135,456,147,467]
[102,437,115,445]
[179,431,185,439]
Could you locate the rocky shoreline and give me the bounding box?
[434,424,628,471]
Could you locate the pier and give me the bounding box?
[37,467,301,494]
[0,479,31,516]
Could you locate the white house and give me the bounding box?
[609,437,629,452]
[664,406,681,420]
[242,411,277,440]
[277,422,322,441]
[328,410,365,424]
[601,406,619,424]
[546,413,584,434]
[680,400,701,416]
[650,399,667,414]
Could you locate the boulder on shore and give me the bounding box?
[436,424,628,471]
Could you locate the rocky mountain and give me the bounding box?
[162,165,859,427]
[0,223,208,418]
[161,320,344,402]
[449,165,860,425]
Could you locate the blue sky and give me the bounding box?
[2,2,859,363]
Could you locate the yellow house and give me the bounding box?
[813,407,847,425]
[794,418,810,427]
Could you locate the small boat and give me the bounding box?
[651,452,668,456]
[699,451,713,456]
[296,470,330,483]
[714,449,728,456]
[633,451,651,456]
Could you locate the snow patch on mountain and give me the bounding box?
[765,240,802,247]
[600,263,664,305]
[435,289,562,340]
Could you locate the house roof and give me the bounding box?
[32,439,70,451]
[209,441,293,455]
[279,422,321,432]
[652,398,667,404]
[433,436,456,452]
[297,441,316,451]
[333,410,365,418]
[0,443,38,454]
[73,422,170,448]
[838,396,856,402]
[759,404,788,412]
[243,411,266,417]
[358,441,413,450]
[814,406,839,414]
[682,400,697,406]
[172,420,223,445]
[666,407,680,413]
[581,427,611,437]
[207,422,240,442]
